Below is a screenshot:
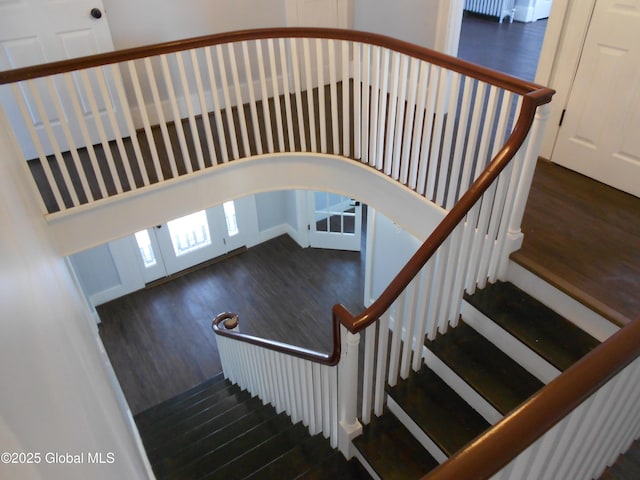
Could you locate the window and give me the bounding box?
[166,210,212,256]
[134,230,157,268]
[223,201,239,237]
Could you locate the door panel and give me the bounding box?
[308,191,362,251]
[0,0,120,158]
[551,0,640,197]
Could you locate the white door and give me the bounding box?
[134,199,254,283]
[0,0,120,159]
[308,191,362,251]
[286,0,351,28]
[551,0,640,197]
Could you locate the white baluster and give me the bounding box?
[341,40,350,157]
[384,51,401,177]
[374,311,390,416]
[400,57,420,185]
[213,44,238,160]
[361,323,376,424]
[329,39,340,155]
[408,61,430,190]
[290,38,307,151]
[241,41,262,156]
[256,39,275,154]
[278,38,295,151]
[416,65,441,196]
[338,327,362,457]
[175,51,205,171]
[160,54,193,174]
[189,49,217,166]
[144,57,179,178]
[302,38,317,152]
[358,43,368,163]
[375,49,390,170]
[267,39,284,151]
[227,43,251,157]
[316,39,327,153]
[368,45,380,167]
[435,71,461,208]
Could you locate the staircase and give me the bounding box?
[352,280,601,479]
[136,280,601,479]
[135,372,371,479]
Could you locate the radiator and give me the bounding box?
[465,0,515,23]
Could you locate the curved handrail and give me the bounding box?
[423,315,640,480]
[212,312,341,366]
[333,96,542,333]
[0,27,552,100]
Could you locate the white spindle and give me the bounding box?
[446,76,474,207]
[387,300,404,386]
[412,264,432,370]
[175,51,205,171]
[368,45,380,167]
[321,362,331,436]
[375,49,390,171]
[109,64,150,187]
[302,38,317,152]
[267,39,285,151]
[45,77,92,203]
[61,73,109,197]
[399,277,418,380]
[329,364,338,448]
[416,65,441,196]
[189,49,217,166]
[361,323,376,424]
[290,39,307,151]
[341,40,350,157]
[241,41,263,156]
[329,40,340,155]
[160,54,193,174]
[213,45,238,161]
[391,55,409,181]
[425,68,451,201]
[278,38,295,151]
[305,361,316,432]
[227,43,251,157]
[408,62,430,190]
[383,51,401,176]
[353,42,362,159]
[434,71,459,207]
[316,39,327,153]
[95,67,137,188]
[400,57,420,185]
[374,311,390,416]
[256,40,275,154]
[359,43,370,163]
[144,57,179,178]
[312,363,322,433]
[78,70,125,193]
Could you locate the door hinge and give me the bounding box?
[559,109,566,127]
[223,238,226,245]
[307,224,311,231]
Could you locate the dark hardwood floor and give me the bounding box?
[98,234,365,414]
[457,12,547,81]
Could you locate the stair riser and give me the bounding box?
[461,300,561,384]
[507,262,618,342]
[387,397,447,463]
[423,348,502,425]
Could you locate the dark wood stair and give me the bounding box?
[135,373,371,480]
[464,280,600,371]
[352,280,602,478]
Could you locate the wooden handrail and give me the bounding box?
[334,95,544,333]
[0,27,552,101]
[212,312,341,366]
[423,315,640,480]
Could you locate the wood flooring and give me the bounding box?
[98,234,365,414]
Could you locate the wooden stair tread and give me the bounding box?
[144,396,264,460]
[465,281,600,371]
[134,372,227,429]
[151,403,279,475]
[137,382,243,435]
[161,413,295,479]
[353,412,439,479]
[245,433,334,479]
[201,423,311,480]
[386,366,490,456]
[426,321,544,415]
[298,451,372,480]
[141,388,253,447]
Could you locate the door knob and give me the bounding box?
[90,8,102,19]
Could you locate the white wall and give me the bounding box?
[104,0,288,49]
[354,0,440,49]
[0,110,150,479]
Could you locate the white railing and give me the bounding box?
[492,357,640,479]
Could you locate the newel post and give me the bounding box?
[499,103,551,278]
[338,325,363,458]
